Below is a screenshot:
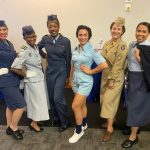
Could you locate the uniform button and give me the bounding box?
[114,75,118,78]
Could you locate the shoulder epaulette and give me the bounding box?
[21,45,27,50]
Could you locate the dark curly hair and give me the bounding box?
[76,25,92,40]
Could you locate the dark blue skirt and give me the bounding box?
[0,91,4,100]
[0,86,26,109]
[127,71,150,126]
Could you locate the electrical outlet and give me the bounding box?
[125,3,132,12]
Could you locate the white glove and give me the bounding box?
[0,68,8,75]
[26,70,37,78]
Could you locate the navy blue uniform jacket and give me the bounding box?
[138,45,150,91]
[0,40,19,88]
[37,34,71,78]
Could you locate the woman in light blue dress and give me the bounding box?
[11,26,49,132]
[69,25,108,143]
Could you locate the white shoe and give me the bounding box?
[69,130,84,143]
[82,124,88,131]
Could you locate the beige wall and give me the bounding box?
[0,0,150,50]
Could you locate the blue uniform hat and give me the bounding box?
[48,14,58,20]
[47,14,59,25]
[22,25,35,37]
[0,20,7,27]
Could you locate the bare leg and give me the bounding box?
[101,118,114,142]
[10,108,25,131]
[101,117,116,128]
[121,126,139,148]
[6,107,14,127]
[129,127,139,141]
[31,121,41,131]
[69,93,87,143]
[81,100,87,118]
[107,118,114,133]
[72,93,87,125]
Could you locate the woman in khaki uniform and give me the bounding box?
[100,17,128,142]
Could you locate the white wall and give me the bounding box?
[0,0,150,50]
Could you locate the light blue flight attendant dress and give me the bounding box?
[11,43,49,121]
[72,42,106,96]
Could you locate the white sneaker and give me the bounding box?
[69,130,84,143]
[82,124,88,130]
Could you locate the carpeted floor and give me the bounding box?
[0,88,150,131]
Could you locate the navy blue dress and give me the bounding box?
[38,34,71,126]
[0,40,26,109]
[0,40,19,88]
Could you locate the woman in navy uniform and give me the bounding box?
[122,22,150,148]
[69,25,107,143]
[0,20,26,140]
[11,26,49,132]
[38,15,71,132]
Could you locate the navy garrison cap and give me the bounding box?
[22,25,35,37]
[47,14,59,25]
[48,14,58,21]
[0,20,7,27]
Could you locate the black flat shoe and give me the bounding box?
[6,127,23,140]
[58,123,71,132]
[29,125,44,132]
[121,137,138,148]
[6,128,24,135]
[122,127,140,135]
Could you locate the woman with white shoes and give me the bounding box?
[11,26,49,132]
[69,25,108,143]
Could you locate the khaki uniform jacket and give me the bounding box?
[100,38,128,118]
